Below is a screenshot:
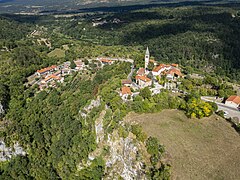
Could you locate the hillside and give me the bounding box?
[60,6,240,81]
[0,2,240,179]
[126,110,240,179]
[1,0,240,14]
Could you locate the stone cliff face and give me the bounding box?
[78,98,169,179]
[90,109,150,179]
[104,131,148,179]
[0,141,26,162]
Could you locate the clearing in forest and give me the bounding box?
[48,48,65,58]
[125,110,240,180]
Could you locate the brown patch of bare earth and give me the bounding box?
[125,110,240,180]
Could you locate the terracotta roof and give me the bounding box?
[152,64,165,72]
[121,86,132,95]
[150,59,156,63]
[51,75,61,81]
[136,75,151,82]
[137,68,145,75]
[43,74,61,82]
[53,70,61,76]
[171,63,179,67]
[37,65,56,74]
[226,96,240,105]
[167,68,182,77]
[43,76,52,82]
[122,79,132,85]
[52,65,57,69]
[100,59,113,63]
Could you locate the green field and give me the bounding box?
[125,110,240,180]
[48,48,65,58]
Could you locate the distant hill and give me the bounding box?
[1,0,239,14]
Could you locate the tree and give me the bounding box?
[184,97,214,119]
[131,124,147,142]
[70,60,76,69]
[139,87,151,99]
[146,137,165,166]
[148,62,155,71]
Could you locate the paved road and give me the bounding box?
[127,65,135,80]
[201,97,240,119]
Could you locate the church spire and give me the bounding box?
[146,46,150,56]
[145,47,150,70]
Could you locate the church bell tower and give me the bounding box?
[145,47,150,70]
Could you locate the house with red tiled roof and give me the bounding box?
[100,58,114,65]
[36,65,57,76]
[225,95,240,108]
[120,86,132,100]
[152,64,166,76]
[121,86,132,95]
[136,75,152,88]
[41,74,64,84]
[166,68,182,80]
[53,70,61,76]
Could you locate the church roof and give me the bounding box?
[145,47,150,55]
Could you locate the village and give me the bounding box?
[26,47,240,120]
[120,47,183,101]
[27,47,183,98]
[26,57,133,91]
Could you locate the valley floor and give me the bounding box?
[125,110,240,180]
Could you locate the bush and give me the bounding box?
[184,98,214,119]
[216,110,224,118]
[131,124,147,142]
[146,137,165,166]
[139,87,152,99]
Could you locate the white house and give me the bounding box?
[36,65,57,76]
[136,75,152,88]
[165,68,182,80]
[225,95,240,109]
[152,64,166,76]
[74,60,85,70]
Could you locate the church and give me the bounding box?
[135,47,182,88]
[145,47,150,70]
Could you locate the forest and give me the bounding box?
[60,6,240,81]
[0,3,240,179]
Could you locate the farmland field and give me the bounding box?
[125,110,240,180]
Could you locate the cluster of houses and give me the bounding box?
[28,57,133,91]
[32,59,86,90]
[27,47,240,112]
[92,18,122,27]
[120,47,183,101]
